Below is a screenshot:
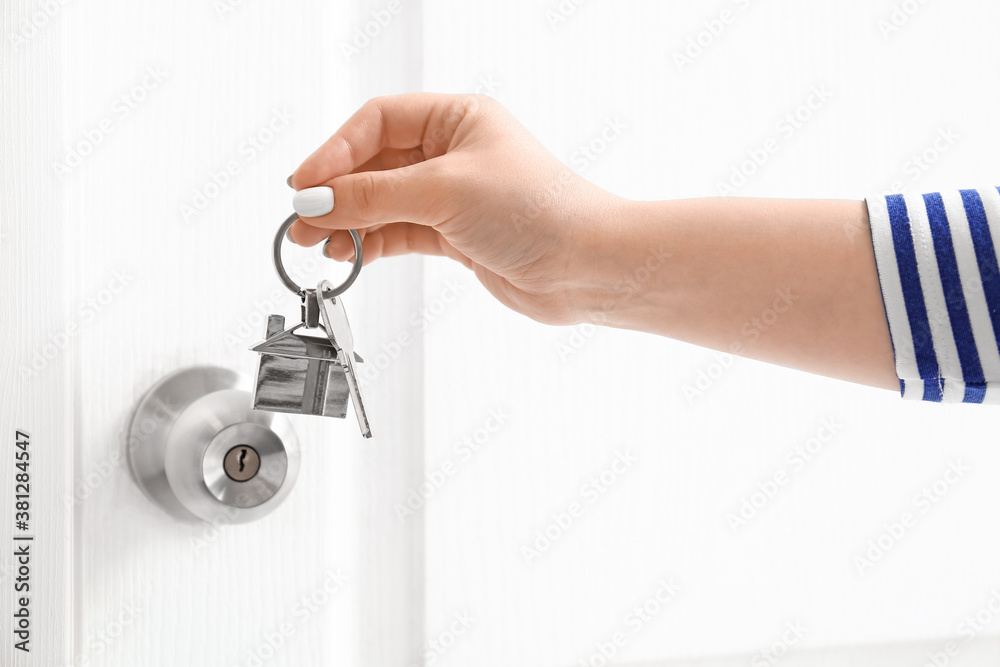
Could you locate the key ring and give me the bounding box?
[273,212,363,297]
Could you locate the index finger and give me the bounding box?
[290,93,481,189]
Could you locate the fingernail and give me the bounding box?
[293,186,334,217]
[286,175,294,189]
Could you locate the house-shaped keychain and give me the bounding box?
[250,313,362,419]
[251,215,372,437]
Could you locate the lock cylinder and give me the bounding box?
[128,366,300,524]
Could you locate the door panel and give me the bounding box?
[1,3,74,664]
[59,1,423,665]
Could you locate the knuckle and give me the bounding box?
[362,95,385,111]
[360,96,389,125]
[466,93,499,118]
[352,172,377,216]
[455,94,486,121]
[468,93,494,109]
[440,95,473,125]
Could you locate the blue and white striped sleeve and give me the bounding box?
[865,187,1000,403]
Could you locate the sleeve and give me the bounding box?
[865,187,1000,403]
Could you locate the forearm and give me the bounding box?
[575,196,899,391]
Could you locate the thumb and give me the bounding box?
[293,160,446,230]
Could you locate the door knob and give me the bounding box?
[128,366,300,523]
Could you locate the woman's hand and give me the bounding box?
[288,93,626,326]
[290,93,899,392]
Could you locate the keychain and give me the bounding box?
[250,212,372,438]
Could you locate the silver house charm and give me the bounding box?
[250,313,354,419]
[250,213,373,438]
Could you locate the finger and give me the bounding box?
[288,217,386,247]
[323,224,440,262]
[322,230,361,262]
[287,218,327,246]
[290,93,480,188]
[287,149,423,203]
[363,224,450,264]
[323,223,472,269]
[296,159,446,230]
[353,147,426,173]
[373,225,472,268]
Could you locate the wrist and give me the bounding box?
[567,197,675,330]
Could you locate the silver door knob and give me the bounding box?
[128,366,300,524]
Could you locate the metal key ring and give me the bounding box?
[273,212,363,297]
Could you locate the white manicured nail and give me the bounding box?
[293,186,334,217]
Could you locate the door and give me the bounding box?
[5,1,1000,666]
[4,1,426,665]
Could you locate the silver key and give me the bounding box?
[316,279,372,438]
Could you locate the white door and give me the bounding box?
[4,1,1000,666]
[3,1,426,665]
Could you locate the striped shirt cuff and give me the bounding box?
[866,187,1000,404]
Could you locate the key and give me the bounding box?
[316,279,372,438]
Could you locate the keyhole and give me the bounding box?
[223,444,260,482]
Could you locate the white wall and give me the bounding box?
[418,1,1000,665]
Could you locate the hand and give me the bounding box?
[288,93,625,325]
[288,95,900,392]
